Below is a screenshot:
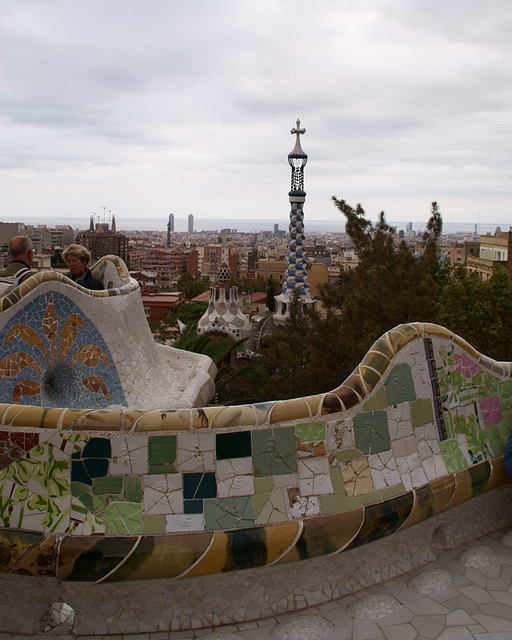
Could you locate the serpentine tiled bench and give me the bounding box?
[0,258,511,634]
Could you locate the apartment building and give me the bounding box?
[467,229,512,280]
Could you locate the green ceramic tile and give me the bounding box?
[379,483,407,499]
[70,501,88,518]
[439,439,468,473]
[0,498,14,527]
[93,493,124,518]
[354,411,390,455]
[93,476,123,495]
[330,467,344,493]
[104,502,143,535]
[252,426,297,477]
[500,380,512,411]
[149,463,178,474]
[78,492,94,511]
[346,496,364,510]
[321,491,348,514]
[363,387,388,412]
[254,477,274,493]
[143,515,166,534]
[204,497,255,530]
[411,398,435,428]
[216,431,252,460]
[362,396,379,411]
[385,363,417,405]
[252,492,269,517]
[359,492,382,506]
[71,481,90,499]
[444,410,455,439]
[336,448,365,461]
[125,476,143,503]
[148,435,177,474]
[296,421,326,442]
[487,419,512,457]
[321,469,348,514]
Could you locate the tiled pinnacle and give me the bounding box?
[282,199,310,297]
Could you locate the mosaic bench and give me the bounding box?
[0,255,216,411]
[0,260,511,632]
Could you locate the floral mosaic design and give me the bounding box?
[434,343,505,464]
[0,433,102,534]
[0,292,126,409]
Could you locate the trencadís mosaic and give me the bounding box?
[0,258,511,584]
[0,292,126,409]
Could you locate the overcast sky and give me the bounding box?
[2,0,512,231]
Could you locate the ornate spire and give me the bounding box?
[288,119,308,194]
[274,119,315,322]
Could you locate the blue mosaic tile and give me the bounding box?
[183,472,217,499]
[184,500,204,514]
[216,431,252,460]
[0,292,126,409]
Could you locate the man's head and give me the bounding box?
[8,236,34,267]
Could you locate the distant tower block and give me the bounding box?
[197,263,251,339]
[188,214,194,233]
[167,213,174,247]
[274,119,315,322]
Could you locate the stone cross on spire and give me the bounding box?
[290,119,306,155]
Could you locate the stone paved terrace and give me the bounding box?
[3,526,512,640]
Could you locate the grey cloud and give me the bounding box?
[1,0,511,225]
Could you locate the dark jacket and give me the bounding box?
[0,260,36,284]
[505,431,512,477]
[67,268,104,291]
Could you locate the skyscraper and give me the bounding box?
[188,214,194,234]
[167,213,174,247]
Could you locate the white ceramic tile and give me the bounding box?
[165,513,204,532]
[177,433,216,472]
[217,457,253,482]
[144,473,183,514]
[217,473,255,499]
[288,493,321,519]
[110,436,149,475]
[274,473,299,488]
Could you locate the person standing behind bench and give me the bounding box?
[0,236,36,283]
[63,244,104,291]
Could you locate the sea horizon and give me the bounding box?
[0,215,509,236]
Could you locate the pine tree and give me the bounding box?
[331,198,440,348]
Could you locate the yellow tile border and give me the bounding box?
[0,257,138,313]
[0,323,509,434]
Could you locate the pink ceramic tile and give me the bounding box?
[480,396,503,426]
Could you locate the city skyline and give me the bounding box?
[2,1,512,229]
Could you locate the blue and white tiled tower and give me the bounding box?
[275,119,315,321]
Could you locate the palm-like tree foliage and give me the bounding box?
[172,322,256,403]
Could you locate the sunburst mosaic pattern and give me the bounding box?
[0,292,126,409]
